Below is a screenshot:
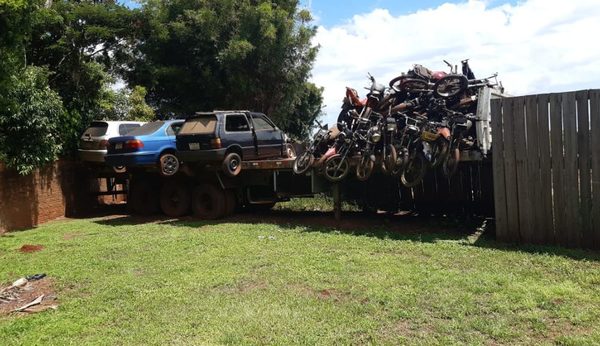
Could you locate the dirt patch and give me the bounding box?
[0,278,57,316]
[19,244,45,253]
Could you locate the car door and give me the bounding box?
[250,113,283,159]
[224,113,257,160]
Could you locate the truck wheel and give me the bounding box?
[129,179,160,215]
[192,184,226,219]
[224,189,237,216]
[160,180,191,217]
[159,152,180,177]
[222,152,242,177]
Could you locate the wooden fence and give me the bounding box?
[491,90,600,249]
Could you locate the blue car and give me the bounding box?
[105,120,184,176]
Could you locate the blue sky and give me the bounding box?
[303,0,519,27]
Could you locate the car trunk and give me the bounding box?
[177,115,219,151]
[79,121,109,150]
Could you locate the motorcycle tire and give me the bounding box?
[433,75,468,99]
[323,154,350,182]
[400,78,429,92]
[380,144,397,175]
[389,75,408,88]
[401,152,427,188]
[443,147,461,178]
[293,151,314,175]
[355,155,374,181]
[430,137,449,168]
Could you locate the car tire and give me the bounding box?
[159,152,180,177]
[222,152,242,177]
[129,179,160,215]
[192,184,227,219]
[159,179,191,217]
[284,143,296,159]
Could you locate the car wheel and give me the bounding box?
[113,166,126,174]
[159,152,180,177]
[129,179,160,215]
[284,143,296,159]
[159,179,191,217]
[222,152,242,177]
[192,184,227,219]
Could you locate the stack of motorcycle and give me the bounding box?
[293,59,503,186]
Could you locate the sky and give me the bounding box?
[120,0,600,125]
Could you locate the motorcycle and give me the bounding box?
[433,59,503,100]
[293,120,332,175]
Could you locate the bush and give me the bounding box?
[0,66,66,175]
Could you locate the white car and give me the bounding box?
[78,120,146,163]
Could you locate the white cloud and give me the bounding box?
[311,0,600,125]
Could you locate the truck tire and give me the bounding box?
[224,189,237,216]
[159,179,191,217]
[192,184,227,219]
[129,179,160,215]
[222,152,242,177]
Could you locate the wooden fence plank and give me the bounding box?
[550,93,567,246]
[502,97,521,242]
[513,96,534,242]
[537,94,555,244]
[576,90,592,248]
[491,99,508,240]
[590,90,600,249]
[525,95,544,244]
[538,94,554,244]
[562,92,580,247]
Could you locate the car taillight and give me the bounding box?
[125,139,144,150]
[99,140,109,149]
[210,138,222,149]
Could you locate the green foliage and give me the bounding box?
[128,0,323,138]
[0,66,65,174]
[97,85,155,121]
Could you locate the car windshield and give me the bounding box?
[83,122,108,137]
[127,121,164,136]
[179,115,217,135]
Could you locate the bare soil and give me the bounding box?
[0,278,57,316]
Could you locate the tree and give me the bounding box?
[0,66,66,174]
[128,0,323,138]
[98,85,155,121]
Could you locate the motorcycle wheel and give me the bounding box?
[433,75,468,98]
[323,154,350,182]
[400,78,429,92]
[380,144,397,175]
[443,147,461,178]
[293,151,314,175]
[430,137,449,168]
[355,154,374,181]
[401,152,427,187]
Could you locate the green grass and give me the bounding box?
[0,213,599,345]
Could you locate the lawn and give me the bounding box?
[0,208,599,345]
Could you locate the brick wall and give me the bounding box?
[0,160,100,233]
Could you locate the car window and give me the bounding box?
[225,114,250,132]
[119,123,142,135]
[128,121,164,136]
[251,115,275,131]
[83,121,108,137]
[166,122,183,136]
[179,116,217,135]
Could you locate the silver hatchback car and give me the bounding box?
[79,121,146,163]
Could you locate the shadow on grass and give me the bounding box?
[92,208,600,262]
